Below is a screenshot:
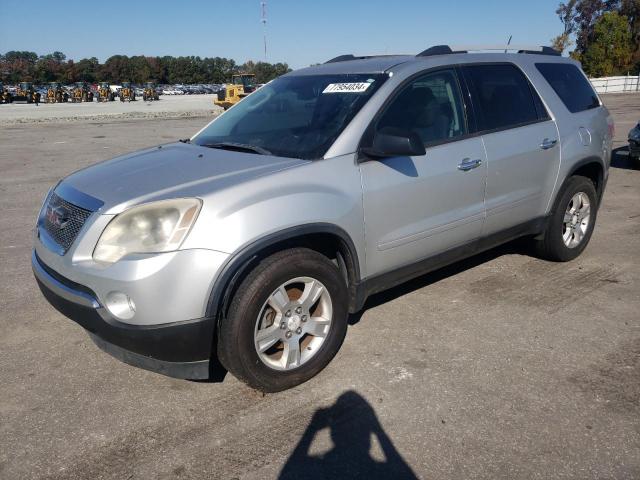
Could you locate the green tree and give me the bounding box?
[75,57,100,82]
[581,11,633,75]
[0,51,38,82]
[0,51,290,85]
[619,0,640,68]
[552,0,578,53]
[240,60,291,83]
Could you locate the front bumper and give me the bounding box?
[33,251,215,379]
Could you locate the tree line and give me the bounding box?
[552,0,640,76]
[0,51,291,85]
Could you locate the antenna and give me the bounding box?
[261,1,268,59]
[505,35,512,53]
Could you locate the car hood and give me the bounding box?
[60,142,308,214]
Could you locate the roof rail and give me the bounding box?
[326,54,360,64]
[324,54,406,64]
[417,45,561,57]
[417,45,457,56]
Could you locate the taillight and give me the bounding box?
[608,120,615,139]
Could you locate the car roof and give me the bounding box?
[289,55,414,76]
[287,46,568,77]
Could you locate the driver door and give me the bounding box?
[359,68,487,277]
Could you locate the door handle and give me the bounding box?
[540,138,558,150]
[457,158,482,171]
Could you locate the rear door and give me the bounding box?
[359,68,487,277]
[462,63,560,236]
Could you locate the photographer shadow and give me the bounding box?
[279,391,418,480]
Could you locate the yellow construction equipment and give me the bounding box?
[46,82,68,103]
[142,82,159,101]
[96,82,115,102]
[214,73,257,110]
[0,83,12,103]
[14,82,40,104]
[119,82,136,102]
[71,82,94,102]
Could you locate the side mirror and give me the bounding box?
[361,128,426,159]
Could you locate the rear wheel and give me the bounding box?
[534,175,598,262]
[217,248,349,392]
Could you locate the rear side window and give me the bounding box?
[535,63,600,113]
[462,64,545,132]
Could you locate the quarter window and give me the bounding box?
[535,63,600,113]
[463,64,544,132]
[376,69,467,145]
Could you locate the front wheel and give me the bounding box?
[534,175,598,262]
[218,248,349,392]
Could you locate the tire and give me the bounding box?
[218,248,349,392]
[534,175,598,262]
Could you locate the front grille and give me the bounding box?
[217,90,226,101]
[42,192,92,254]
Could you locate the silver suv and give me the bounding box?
[33,45,613,392]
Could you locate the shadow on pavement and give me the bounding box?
[279,391,418,480]
[611,146,640,170]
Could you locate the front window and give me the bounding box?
[193,73,388,160]
[375,68,467,146]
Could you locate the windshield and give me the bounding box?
[193,73,387,159]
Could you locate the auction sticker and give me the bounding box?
[322,82,372,94]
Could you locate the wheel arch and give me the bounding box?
[549,156,605,215]
[566,157,605,200]
[205,223,362,325]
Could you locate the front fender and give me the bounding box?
[182,154,365,266]
[180,153,365,316]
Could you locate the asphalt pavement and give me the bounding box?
[0,95,638,479]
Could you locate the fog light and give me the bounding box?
[105,291,136,320]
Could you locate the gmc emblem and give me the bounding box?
[46,205,70,229]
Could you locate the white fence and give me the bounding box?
[589,75,640,94]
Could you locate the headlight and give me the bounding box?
[93,198,202,264]
[37,187,54,221]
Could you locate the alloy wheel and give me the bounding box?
[253,276,333,371]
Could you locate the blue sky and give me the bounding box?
[0,0,564,69]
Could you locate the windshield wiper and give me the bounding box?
[201,142,272,156]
